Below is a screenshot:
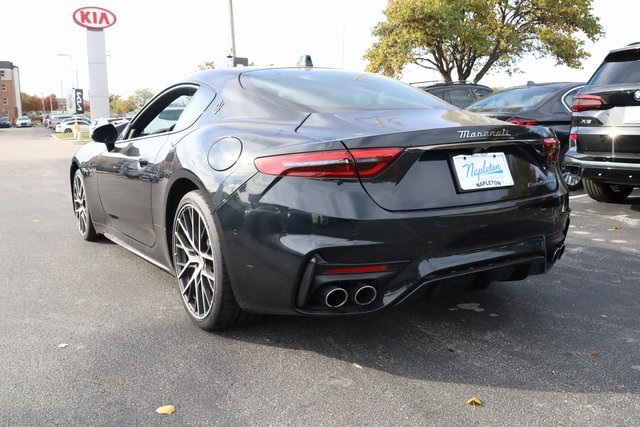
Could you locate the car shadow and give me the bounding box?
[626,194,640,211]
[214,244,639,394]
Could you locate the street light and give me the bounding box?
[57,53,77,88]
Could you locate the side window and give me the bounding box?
[143,95,191,135]
[125,85,214,140]
[172,89,215,132]
[562,87,583,111]
[472,87,492,100]
[447,88,475,108]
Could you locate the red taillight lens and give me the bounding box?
[254,148,403,178]
[571,94,609,112]
[507,118,537,126]
[542,137,560,162]
[322,264,389,275]
[350,148,404,177]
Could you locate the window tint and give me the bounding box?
[241,69,448,113]
[172,89,214,132]
[589,58,640,85]
[471,87,493,99]
[468,85,559,110]
[143,95,191,135]
[446,88,475,108]
[125,85,212,139]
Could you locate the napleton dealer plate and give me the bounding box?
[452,152,514,191]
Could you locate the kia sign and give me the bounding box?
[73,7,116,30]
[74,89,84,114]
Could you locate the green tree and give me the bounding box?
[109,94,136,117]
[364,0,604,82]
[130,88,155,111]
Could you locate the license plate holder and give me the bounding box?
[452,152,514,191]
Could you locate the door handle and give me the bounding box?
[138,158,149,168]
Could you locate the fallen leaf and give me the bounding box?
[156,405,176,415]
[591,350,600,356]
[467,397,482,406]
[58,343,69,348]
[608,225,622,231]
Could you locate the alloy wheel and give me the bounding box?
[173,204,216,320]
[72,172,90,236]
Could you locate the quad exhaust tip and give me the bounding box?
[318,284,378,308]
[352,284,377,306]
[322,287,349,308]
[552,244,566,262]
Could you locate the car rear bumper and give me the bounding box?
[564,150,640,185]
[216,181,570,316]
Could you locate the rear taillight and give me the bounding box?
[569,132,577,148]
[321,264,390,275]
[571,94,609,112]
[542,137,560,162]
[254,148,403,178]
[507,118,537,126]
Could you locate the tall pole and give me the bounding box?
[57,53,75,89]
[342,27,346,68]
[228,0,236,67]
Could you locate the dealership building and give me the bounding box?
[0,61,22,122]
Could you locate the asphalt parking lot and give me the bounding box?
[1,127,638,426]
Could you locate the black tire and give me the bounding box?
[72,169,98,241]
[64,128,72,133]
[583,179,633,203]
[172,190,257,331]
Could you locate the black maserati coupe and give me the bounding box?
[70,67,570,331]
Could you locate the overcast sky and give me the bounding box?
[2,0,638,98]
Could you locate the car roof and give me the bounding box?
[422,81,491,89]
[604,43,640,61]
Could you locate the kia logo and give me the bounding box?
[73,7,117,30]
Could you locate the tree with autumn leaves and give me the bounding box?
[364,0,604,83]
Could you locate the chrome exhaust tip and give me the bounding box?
[552,244,565,262]
[322,286,349,308]
[352,285,377,306]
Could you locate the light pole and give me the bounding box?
[57,53,76,88]
[227,0,236,67]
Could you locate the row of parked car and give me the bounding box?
[41,113,131,136]
[416,42,640,202]
[0,115,34,128]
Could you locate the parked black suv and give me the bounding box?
[415,81,493,108]
[565,43,640,203]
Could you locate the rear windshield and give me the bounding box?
[589,54,640,85]
[240,68,448,113]
[467,85,560,110]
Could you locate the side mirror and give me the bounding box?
[92,124,118,150]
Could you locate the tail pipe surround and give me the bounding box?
[319,286,349,308]
[350,284,377,306]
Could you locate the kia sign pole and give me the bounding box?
[72,7,116,120]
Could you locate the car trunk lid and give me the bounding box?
[297,110,559,211]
